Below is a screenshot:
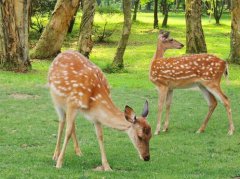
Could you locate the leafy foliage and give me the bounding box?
[30,0,57,33]
[93,6,120,43]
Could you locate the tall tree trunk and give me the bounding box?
[112,0,132,69]
[31,0,80,59]
[185,0,207,54]
[78,0,95,58]
[228,0,240,64]
[0,0,31,72]
[153,0,158,28]
[162,0,169,27]
[68,2,80,33]
[132,0,140,21]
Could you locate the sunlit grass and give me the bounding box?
[1,12,240,178]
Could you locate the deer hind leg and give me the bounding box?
[197,85,217,133]
[94,122,112,171]
[53,106,66,161]
[71,122,82,156]
[56,104,78,168]
[155,86,169,135]
[163,90,173,132]
[206,85,234,135]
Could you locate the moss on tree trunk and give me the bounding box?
[112,0,132,69]
[229,0,240,64]
[185,0,207,54]
[30,0,80,59]
[78,0,95,58]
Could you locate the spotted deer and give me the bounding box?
[48,50,152,171]
[150,31,234,135]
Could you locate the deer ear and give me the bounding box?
[142,100,149,118]
[164,31,170,38]
[124,105,137,123]
[159,30,165,35]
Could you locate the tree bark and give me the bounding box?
[31,0,80,59]
[228,0,240,64]
[112,0,132,69]
[132,0,140,21]
[78,0,95,58]
[153,0,159,29]
[0,0,31,72]
[185,0,207,54]
[162,0,169,28]
[68,1,80,33]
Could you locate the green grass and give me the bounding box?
[1,12,240,178]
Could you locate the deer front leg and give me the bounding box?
[94,122,112,171]
[163,90,173,132]
[155,86,168,135]
[56,105,78,168]
[53,120,65,161]
[53,107,66,161]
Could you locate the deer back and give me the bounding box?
[48,50,111,109]
[150,54,227,87]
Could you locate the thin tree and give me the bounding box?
[78,0,96,58]
[0,0,31,72]
[132,0,140,21]
[185,0,207,53]
[154,0,159,28]
[112,0,132,69]
[31,0,80,59]
[228,0,240,64]
[161,0,172,27]
[212,0,225,25]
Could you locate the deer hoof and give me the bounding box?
[154,131,160,135]
[93,165,112,171]
[55,161,62,169]
[162,128,168,132]
[228,130,234,136]
[75,148,83,157]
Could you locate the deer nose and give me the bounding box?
[144,155,150,161]
[181,44,184,47]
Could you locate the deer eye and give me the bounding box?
[169,39,173,42]
[138,136,143,140]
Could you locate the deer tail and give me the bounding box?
[224,63,229,85]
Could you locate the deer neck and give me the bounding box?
[86,97,131,131]
[153,42,166,60]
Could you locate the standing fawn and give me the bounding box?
[48,50,152,171]
[150,31,234,135]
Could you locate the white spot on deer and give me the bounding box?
[101,100,107,104]
[72,71,78,74]
[78,92,83,96]
[193,61,198,66]
[88,88,92,92]
[54,80,61,84]
[73,84,78,87]
[97,84,101,88]
[90,97,96,101]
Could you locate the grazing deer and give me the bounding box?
[150,31,234,135]
[48,50,152,171]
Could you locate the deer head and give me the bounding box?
[158,30,184,50]
[125,100,152,161]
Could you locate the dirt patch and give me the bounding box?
[9,93,40,100]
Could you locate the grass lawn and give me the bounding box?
[1,12,240,178]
